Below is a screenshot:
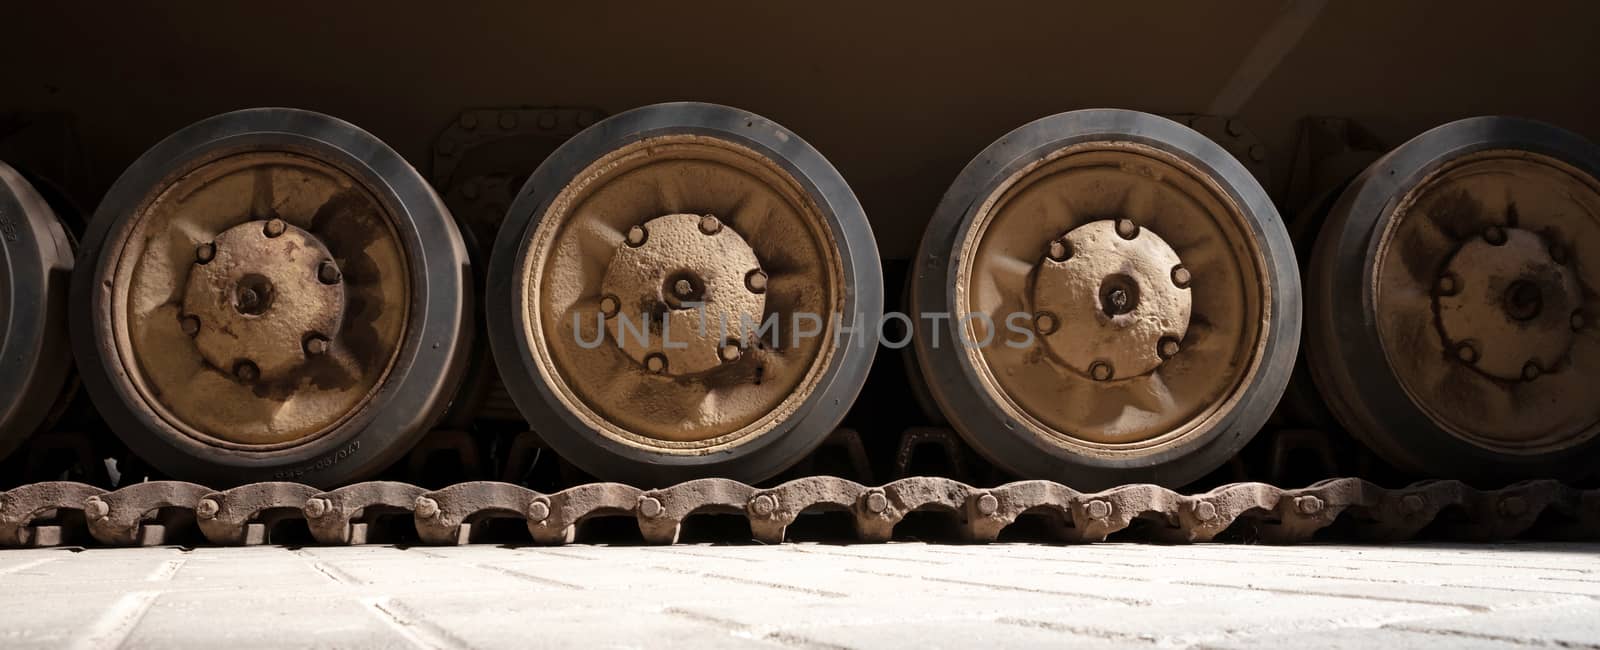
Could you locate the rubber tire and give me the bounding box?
[912,109,1301,490]
[0,162,75,461]
[1307,116,1600,482]
[487,102,882,487]
[71,108,472,488]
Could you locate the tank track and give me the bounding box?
[2,476,1594,548]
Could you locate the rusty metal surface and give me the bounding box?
[2,475,1593,549]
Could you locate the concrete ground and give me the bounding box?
[0,542,1596,649]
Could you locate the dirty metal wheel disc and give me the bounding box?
[71,108,472,487]
[914,109,1299,489]
[1308,117,1600,481]
[487,102,881,486]
[0,162,75,461]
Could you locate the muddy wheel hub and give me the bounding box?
[599,213,766,376]
[1437,226,1579,382]
[183,219,345,382]
[1034,219,1192,381]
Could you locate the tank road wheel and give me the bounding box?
[912,109,1299,490]
[487,102,881,486]
[70,109,471,488]
[0,162,75,460]
[1308,117,1600,482]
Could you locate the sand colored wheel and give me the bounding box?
[0,162,76,461]
[487,102,881,486]
[71,108,471,487]
[1309,117,1600,480]
[913,109,1299,489]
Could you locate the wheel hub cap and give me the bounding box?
[183,219,345,383]
[599,213,766,376]
[1033,219,1192,381]
[1436,226,1579,382]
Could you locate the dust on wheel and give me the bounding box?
[0,162,76,461]
[912,109,1300,490]
[1308,117,1600,482]
[70,108,472,488]
[486,102,881,486]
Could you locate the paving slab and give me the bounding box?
[0,542,1595,649]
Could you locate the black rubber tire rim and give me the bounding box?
[913,108,1300,490]
[487,102,882,487]
[71,108,472,488]
[1307,116,1600,482]
[0,162,75,461]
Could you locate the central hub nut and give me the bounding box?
[600,213,767,376]
[181,219,345,382]
[1031,219,1192,381]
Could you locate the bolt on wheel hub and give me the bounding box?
[599,213,766,376]
[1033,219,1192,381]
[183,219,345,383]
[1435,226,1579,382]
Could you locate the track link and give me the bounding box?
[2,477,1595,548]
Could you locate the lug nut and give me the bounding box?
[414,497,440,519]
[719,341,742,363]
[1158,337,1181,360]
[638,496,664,518]
[305,498,331,519]
[749,494,777,517]
[304,335,330,356]
[1115,219,1139,240]
[196,498,220,520]
[1090,361,1114,382]
[195,242,216,264]
[1455,341,1479,364]
[1171,265,1192,289]
[318,260,342,285]
[1193,501,1218,522]
[699,214,723,235]
[674,279,694,297]
[863,490,888,514]
[181,316,201,337]
[1085,499,1112,520]
[234,361,260,383]
[599,295,620,318]
[263,218,287,238]
[1034,311,1059,335]
[975,493,999,516]
[527,499,551,522]
[84,496,109,520]
[1522,361,1542,381]
[625,225,648,247]
[1483,225,1507,245]
[1436,273,1459,296]
[1295,495,1325,515]
[1047,239,1072,262]
[645,354,668,374]
[745,269,768,294]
